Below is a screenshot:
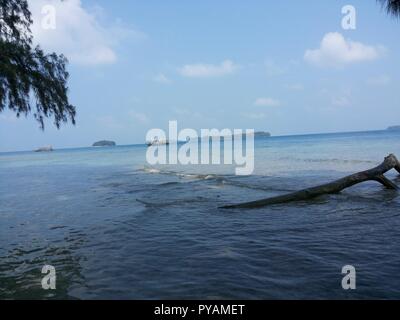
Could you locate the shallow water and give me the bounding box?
[1,130,400,299]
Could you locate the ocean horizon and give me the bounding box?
[0,128,394,155]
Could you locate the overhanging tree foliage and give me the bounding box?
[0,0,75,129]
[378,0,400,17]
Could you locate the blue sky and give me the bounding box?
[1,0,399,152]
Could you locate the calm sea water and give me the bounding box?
[1,130,400,299]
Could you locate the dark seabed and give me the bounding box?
[1,130,400,299]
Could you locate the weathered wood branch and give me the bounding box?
[222,154,400,209]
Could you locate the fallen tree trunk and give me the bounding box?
[222,154,400,209]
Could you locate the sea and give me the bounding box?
[1,130,400,299]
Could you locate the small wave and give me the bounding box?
[140,167,225,181]
[277,156,378,165]
[136,196,208,207]
[157,181,180,187]
[306,158,377,164]
[300,158,377,165]
[177,173,218,180]
[222,178,295,193]
[56,195,71,201]
[49,225,67,231]
[159,171,220,180]
[142,168,161,174]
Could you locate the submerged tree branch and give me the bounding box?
[221,154,400,209]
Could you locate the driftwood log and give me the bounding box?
[222,154,400,209]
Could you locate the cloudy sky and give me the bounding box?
[1,0,399,152]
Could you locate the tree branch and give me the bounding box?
[221,154,400,209]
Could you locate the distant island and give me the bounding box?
[187,131,272,142]
[92,140,116,147]
[387,126,400,131]
[233,131,271,138]
[254,131,271,137]
[34,146,53,152]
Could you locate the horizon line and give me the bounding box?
[0,127,395,155]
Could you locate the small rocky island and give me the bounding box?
[254,131,271,137]
[35,146,53,152]
[387,126,400,131]
[229,131,271,138]
[92,140,116,147]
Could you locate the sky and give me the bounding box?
[1,0,399,152]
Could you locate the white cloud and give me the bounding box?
[331,96,351,107]
[153,73,172,84]
[29,0,145,66]
[173,107,194,116]
[241,112,266,120]
[286,83,304,91]
[366,75,391,86]
[304,32,385,67]
[172,107,204,119]
[264,60,285,77]
[320,89,352,108]
[129,111,149,124]
[96,115,123,129]
[254,97,281,107]
[179,60,239,78]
